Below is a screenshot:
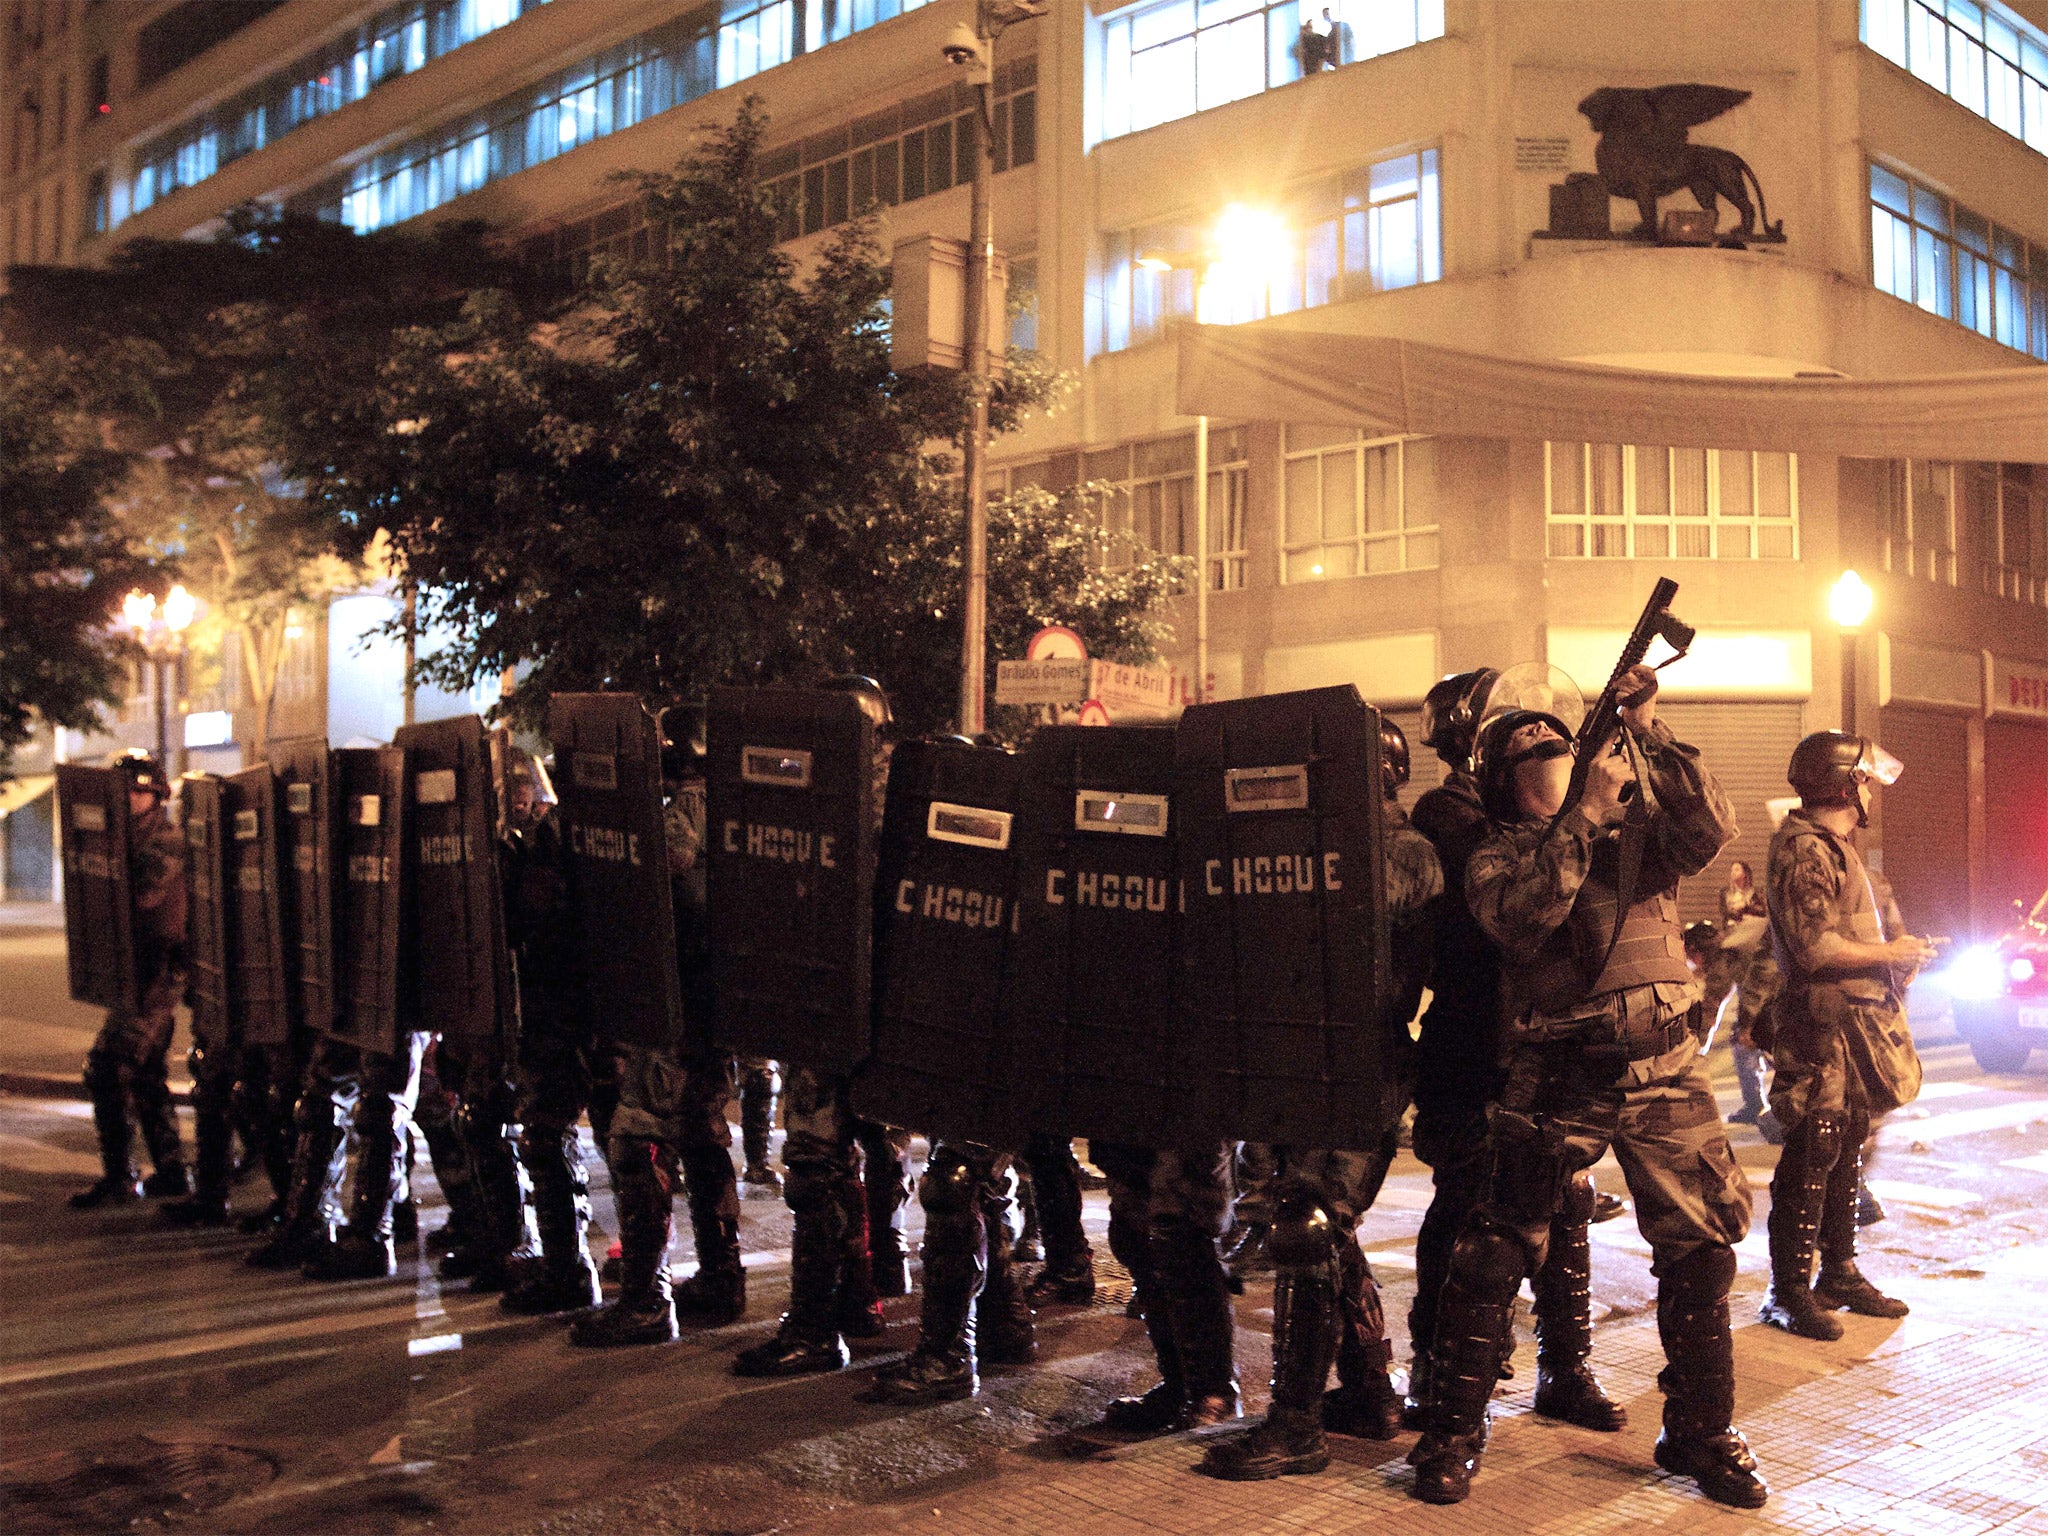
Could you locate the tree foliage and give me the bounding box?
[0,343,158,771]
[281,103,1185,737]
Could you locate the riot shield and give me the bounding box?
[1004,726,1184,1146]
[705,687,878,1072]
[181,774,234,1049]
[546,693,684,1052]
[394,716,515,1057]
[56,764,136,1013]
[226,765,291,1047]
[853,740,1027,1145]
[332,747,407,1053]
[1175,686,1393,1149]
[266,738,336,1037]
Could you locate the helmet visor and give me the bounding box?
[1858,741,1903,787]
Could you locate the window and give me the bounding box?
[1095,147,1439,354]
[1074,429,1250,589]
[1282,427,1438,579]
[126,0,544,221]
[1968,461,2047,603]
[1545,444,1799,560]
[1870,163,2048,358]
[1878,459,1958,582]
[1862,0,2048,155]
[1099,0,1443,142]
[762,59,1037,241]
[309,0,956,233]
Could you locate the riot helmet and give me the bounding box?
[659,700,707,784]
[502,743,557,830]
[1682,920,1719,960]
[1786,730,1901,828]
[1379,716,1411,800]
[823,673,893,735]
[110,749,169,801]
[1419,668,1499,771]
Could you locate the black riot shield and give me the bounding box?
[56,764,136,1013]
[705,687,878,1072]
[181,774,235,1049]
[225,765,291,1047]
[332,747,407,1053]
[853,740,1027,1145]
[546,693,685,1053]
[1175,686,1392,1149]
[266,738,336,1037]
[1004,726,1185,1147]
[394,716,516,1057]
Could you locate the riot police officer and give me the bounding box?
[501,748,610,1315]
[734,677,907,1378]
[1408,666,1765,1509]
[1406,670,1625,1438]
[1200,717,1437,1479]
[71,752,191,1208]
[1758,733,1933,1341]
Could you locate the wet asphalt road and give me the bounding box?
[7,913,2048,1534]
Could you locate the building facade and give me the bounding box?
[4,0,2045,933]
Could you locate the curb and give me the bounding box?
[0,1070,195,1104]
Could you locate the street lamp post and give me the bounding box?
[946,0,1043,736]
[121,585,198,771]
[1830,569,1874,737]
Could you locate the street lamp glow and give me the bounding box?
[162,584,198,634]
[1198,204,1292,324]
[121,590,156,631]
[1830,569,1874,630]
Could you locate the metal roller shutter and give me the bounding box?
[1876,705,1972,939]
[1984,718,2048,923]
[1657,701,1807,927]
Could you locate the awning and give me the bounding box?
[0,775,54,820]
[1176,326,2048,462]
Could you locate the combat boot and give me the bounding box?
[1103,1268,1186,1434]
[304,1232,398,1279]
[1400,1351,1432,1432]
[1407,1226,1525,1504]
[1760,1115,1845,1341]
[1158,1222,1243,1429]
[1813,1144,1907,1318]
[674,1147,746,1324]
[164,1086,234,1226]
[830,1172,886,1338]
[504,1127,601,1315]
[143,1164,192,1199]
[1531,1197,1626,1431]
[1202,1240,1340,1480]
[571,1141,679,1348]
[735,1179,852,1376]
[1323,1241,1403,1440]
[865,1168,986,1405]
[162,1190,231,1226]
[740,1078,780,1196]
[862,1125,914,1299]
[501,1262,601,1315]
[73,1069,143,1208]
[1011,1172,1044,1263]
[69,1174,143,1208]
[979,1186,1038,1366]
[1026,1251,1097,1306]
[1656,1245,1768,1509]
[868,1225,912,1299]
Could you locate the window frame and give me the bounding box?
[1879,458,1960,584]
[1280,428,1441,581]
[1868,160,2048,359]
[1860,0,2048,156]
[1543,442,1802,562]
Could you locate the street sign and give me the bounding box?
[1089,660,1176,719]
[1076,700,1112,727]
[994,657,1089,706]
[1027,625,1087,661]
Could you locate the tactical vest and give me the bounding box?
[1517,832,1693,1017]
[1770,820,1891,1018]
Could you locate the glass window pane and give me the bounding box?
[1590,444,1624,519]
[1284,456,1321,543]
[1369,152,1419,202]
[1915,225,1953,316]
[1548,523,1584,557]
[1718,451,1753,517]
[1363,537,1400,574]
[1871,163,1911,216]
[1635,524,1669,558]
[1758,524,1796,559]
[1678,522,1712,558]
[1550,442,1584,517]
[1132,35,1196,130]
[1286,422,1355,452]
[1132,0,1196,53]
[1673,448,1708,518]
[1371,197,1418,290]
[1719,524,1753,559]
[1324,451,1360,538]
[1634,445,1670,516]
[1757,452,1793,519]
[1361,444,1396,533]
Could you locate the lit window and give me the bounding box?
[1870,162,2048,357]
[1877,458,1958,583]
[1099,0,1443,142]
[1545,444,1799,561]
[718,0,796,89]
[1094,148,1440,355]
[1282,428,1438,579]
[1862,0,2048,154]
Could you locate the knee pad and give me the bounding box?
[1268,1185,1339,1268]
[1659,1242,1736,1308]
[1558,1170,1597,1227]
[918,1149,978,1216]
[1448,1217,1533,1297]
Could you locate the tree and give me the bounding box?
[278,103,1186,736]
[4,208,533,756]
[0,342,158,772]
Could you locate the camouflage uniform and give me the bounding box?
[79,799,188,1195]
[1758,811,1915,1337]
[1200,807,1439,1474]
[1412,718,1758,1505]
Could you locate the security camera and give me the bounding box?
[940,22,985,68]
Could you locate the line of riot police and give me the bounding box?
[65,622,1941,1512]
